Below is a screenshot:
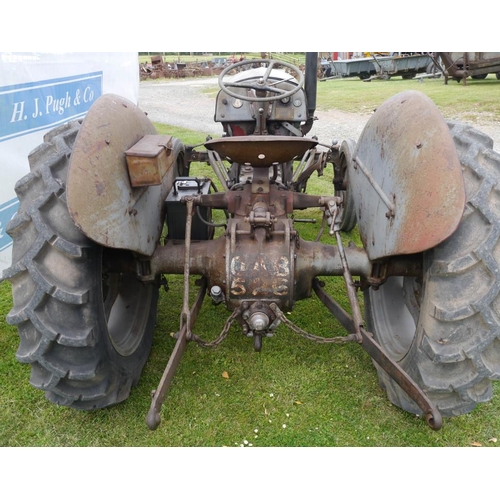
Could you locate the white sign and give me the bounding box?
[0,52,139,271]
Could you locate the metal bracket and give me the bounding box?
[353,155,395,218]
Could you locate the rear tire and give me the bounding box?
[365,122,500,417]
[3,122,159,409]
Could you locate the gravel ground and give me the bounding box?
[138,77,500,153]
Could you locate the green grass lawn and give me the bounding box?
[2,75,500,449]
[3,270,500,447]
[316,73,500,122]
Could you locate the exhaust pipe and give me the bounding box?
[305,52,318,119]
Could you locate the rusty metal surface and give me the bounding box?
[140,59,226,81]
[358,326,442,430]
[67,94,175,256]
[125,135,174,187]
[225,219,295,311]
[439,52,500,80]
[349,90,465,260]
[150,218,374,309]
[205,136,318,168]
[146,277,207,431]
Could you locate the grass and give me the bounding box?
[2,81,500,451]
[3,260,500,447]
[316,74,500,122]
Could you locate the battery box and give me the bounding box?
[165,177,211,240]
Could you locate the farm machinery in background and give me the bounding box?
[434,52,500,83]
[321,52,500,83]
[321,52,433,80]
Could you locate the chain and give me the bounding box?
[192,301,358,347]
[270,303,358,345]
[191,306,242,348]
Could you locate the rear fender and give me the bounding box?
[348,90,466,261]
[67,94,183,256]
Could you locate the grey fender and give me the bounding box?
[67,93,183,256]
[348,90,466,261]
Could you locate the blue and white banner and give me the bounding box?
[1,72,102,142]
[0,198,19,252]
[0,52,139,271]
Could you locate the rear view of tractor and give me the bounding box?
[3,53,500,431]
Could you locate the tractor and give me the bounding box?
[3,53,500,431]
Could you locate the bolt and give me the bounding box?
[210,286,224,304]
[248,312,269,331]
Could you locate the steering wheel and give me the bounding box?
[218,59,304,103]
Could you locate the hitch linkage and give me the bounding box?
[146,194,443,432]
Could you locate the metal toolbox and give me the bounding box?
[125,134,174,187]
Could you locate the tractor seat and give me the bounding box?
[205,136,318,168]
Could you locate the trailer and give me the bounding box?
[322,57,376,80]
[370,53,433,80]
[322,53,433,81]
